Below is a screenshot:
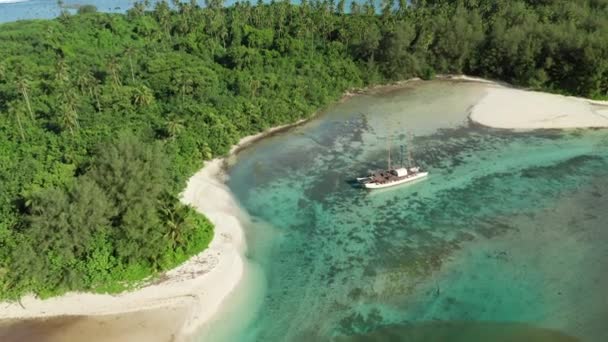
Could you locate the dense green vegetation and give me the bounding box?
[0,0,607,299]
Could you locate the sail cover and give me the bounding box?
[394,168,408,177]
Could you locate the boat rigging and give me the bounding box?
[357,132,428,189]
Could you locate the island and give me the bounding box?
[0,0,607,341]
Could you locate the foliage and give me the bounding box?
[0,0,607,299]
[77,5,98,15]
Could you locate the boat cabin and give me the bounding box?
[392,168,408,177]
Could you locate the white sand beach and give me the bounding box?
[470,85,608,129]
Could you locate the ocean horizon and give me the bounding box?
[0,0,238,23]
[0,0,372,23]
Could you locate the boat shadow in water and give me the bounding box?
[346,178,367,189]
[333,321,580,342]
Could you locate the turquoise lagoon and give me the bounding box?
[207,81,608,341]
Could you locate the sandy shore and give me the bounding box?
[0,120,309,341]
[468,82,608,129]
[437,74,503,85]
[343,73,608,130]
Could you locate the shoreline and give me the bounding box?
[1,74,606,340]
[445,75,608,130]
[470,86,608,129]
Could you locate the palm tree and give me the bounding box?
[0,63,6,82]
[131,1,146,17]
[159,198,189,249]
[123,47,137,84]
[60,105,79,135]
[91,84,103,112]
[16,77,34,120]
[173,0,193,36]
[350,1,360,15]
[60,93,79,135]
[8,104,26,141]
[132,85,154,108]
[381,0,395,21]
[75,69,94,95]
[364,0,375,16]
[218,24,229,48]
[107,57,122,90]
[337,0,345,13]
[43,26,61,51]
[174,73,194,103]
[274,1,288,38]
[397,0,407,16]
[165,115,185,139]
[75,69,103,112]
[57,0,70,19]
[250,79,261,97]
[154,1,172,37]
[54,58,70,85]
[253,0,265,27]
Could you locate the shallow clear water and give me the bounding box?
[219,81,608,342]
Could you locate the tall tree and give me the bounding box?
[16,77,34,120]
[165,115,185,139]
[8,104,26,141]
[59,93,79,135]
[107,57,122,90]
[132,84,155,108]
[124,47,137,84]
[88,134,169,265]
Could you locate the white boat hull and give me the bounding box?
[363,172,428,189]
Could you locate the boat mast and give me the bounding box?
[407,132,414,167]
[387,135,392,170]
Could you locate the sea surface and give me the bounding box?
[0,0,363,23]
[0,0,242,23]
[205,80,608,341]
[0,0,135,23]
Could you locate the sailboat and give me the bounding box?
[357,133,428,189]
